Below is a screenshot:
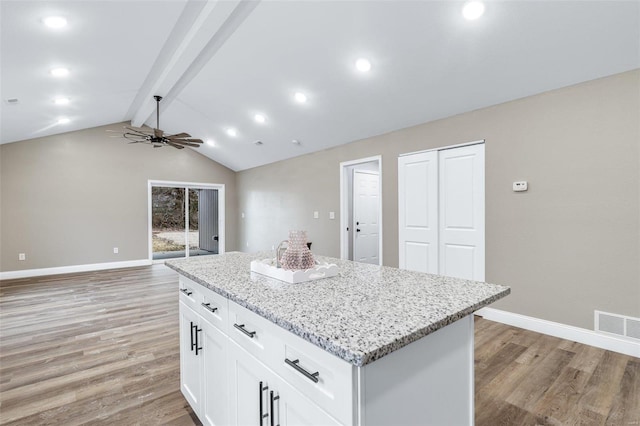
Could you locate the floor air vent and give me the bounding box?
[595,310,640,341]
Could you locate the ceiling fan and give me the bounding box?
[115,95,203,149]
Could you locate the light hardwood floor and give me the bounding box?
[0,265,638,425]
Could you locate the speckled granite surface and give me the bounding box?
[166,252,510,367]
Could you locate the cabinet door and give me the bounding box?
[200,319,229,426]
[275,377,343,426]
[179,301,201,414]
[228,340,342,426]
[228,340,273,426]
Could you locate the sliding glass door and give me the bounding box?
[152,186,187,260]
[188,188,219,257]
[150,181,224,261]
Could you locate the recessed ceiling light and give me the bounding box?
[355,58,372,72]
[294,92,307,103]
[50,67,69,77]
[57,117,70,125]
[226,128,237,137]
[43,16,67,29]
[207,139,215,147]
[292,139,301,145]
[254,113,266,124]
[462,1,485,20]
[54,97,70,105]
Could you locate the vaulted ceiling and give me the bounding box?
[1,1,638,171]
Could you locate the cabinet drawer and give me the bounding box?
[229,300,354,424]
[228,301,278,367]
[272,328,355,425]
[198,287,228,333]
[178,277,201,310]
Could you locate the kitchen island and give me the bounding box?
[166,252,510,426]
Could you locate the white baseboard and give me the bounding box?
[476,307,640,358]
[0,259,153,280]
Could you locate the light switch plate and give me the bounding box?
[313,211,319,219]
[329,211,335,220]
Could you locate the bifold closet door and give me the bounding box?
[439,144,485,281]
[398,144,484,281]
[398,151,438,274]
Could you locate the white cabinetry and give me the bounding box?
[179,277,343,426]
[179,276,475,426]
[201,318,229,426]
[179,282,228,426]
[179,299,202,410]
[228,339,341,426]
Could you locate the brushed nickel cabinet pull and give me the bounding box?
[194,326,202,355]
[201,302,218,313]
[259,381,269,425]
[233,323,256,338]
[180,288,192,296]
[270,390,280,426]
[285,358,319,383]
[190,321,196,351]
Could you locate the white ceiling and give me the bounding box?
[1,1,638,171]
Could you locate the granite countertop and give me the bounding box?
[166,252,510,367]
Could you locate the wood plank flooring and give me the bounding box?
[1,265,638,425]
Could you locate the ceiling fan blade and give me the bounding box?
[168,138,201,145]
[122,132,151,139]
[168,132,191,139]
[125,125,153,134]
[166,141,185,149]
[168,141,201,148]
[124,132,151,141]
[154,128,164,138]
[123,131,152,140]
[167,136,203,144]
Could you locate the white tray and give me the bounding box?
[250,258,338,284]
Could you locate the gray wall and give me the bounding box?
[237,70,640,329]
[0,122,237,271]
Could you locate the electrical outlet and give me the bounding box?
[113,247,119,254]
[18,253,26,261]
[513,181,528,192]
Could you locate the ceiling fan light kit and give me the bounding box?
[118,95,203,150]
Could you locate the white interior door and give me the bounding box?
[439,144,485,281]
[398,151,438,273]
[398,143,484,280]
[353,170,380,265]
